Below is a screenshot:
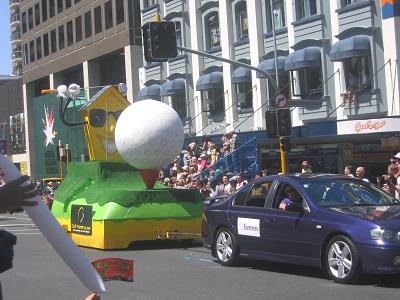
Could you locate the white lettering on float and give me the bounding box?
[238,217,260,237]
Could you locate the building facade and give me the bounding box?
[20,0,400,179]
[138,0,400,178]
[10,0,23,76]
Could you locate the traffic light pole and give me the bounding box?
[280,138,287,174]
[177,46,279,91]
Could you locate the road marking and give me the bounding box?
[0,224,36,227]
[7,228,40,232]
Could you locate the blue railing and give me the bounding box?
[195,137,258,181]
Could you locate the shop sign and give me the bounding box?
[337,118,400,135]
[71,205,93,235]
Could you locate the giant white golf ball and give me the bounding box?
[115,99,184,169]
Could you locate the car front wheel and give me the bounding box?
[325,235,361,284]
[214,228,238,266]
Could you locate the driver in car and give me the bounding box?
[279,186,302,210]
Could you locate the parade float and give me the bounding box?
[50,85,204,249]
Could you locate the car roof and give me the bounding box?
[253,173,352,184]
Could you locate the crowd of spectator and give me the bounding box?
[36,180,61,209]
[158,131,250,197]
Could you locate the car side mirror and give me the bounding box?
[286,203,303,213]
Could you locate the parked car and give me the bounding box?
[202,174,400,283]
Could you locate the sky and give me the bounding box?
[0,3,12,75]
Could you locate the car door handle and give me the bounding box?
[265,217,276,223]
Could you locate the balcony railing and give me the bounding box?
[9,0,20,7]
[10,14,20,23]
[12,51,22,59]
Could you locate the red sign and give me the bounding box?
[274,92,288,108]
[91,258,134,282]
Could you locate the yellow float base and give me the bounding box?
[57,217,202,250]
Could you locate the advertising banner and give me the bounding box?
[71,205,93,235]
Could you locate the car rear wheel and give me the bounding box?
[325,235,361,284]
[214,228,238,266]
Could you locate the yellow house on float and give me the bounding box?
[78,86,130,161]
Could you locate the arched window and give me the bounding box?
[235,1,248,41]
[265,0,286,32]
[205,12,220,50]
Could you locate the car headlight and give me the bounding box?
[370,228,400,240]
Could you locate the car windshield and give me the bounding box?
[301,177,400,207]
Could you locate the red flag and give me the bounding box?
[91,258,134,282]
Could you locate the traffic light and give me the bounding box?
[265,110,278,138]
[142,21,178,62]
[280,137,291,152]
[276,108,292,137]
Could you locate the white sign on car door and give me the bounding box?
[237,217,260,237]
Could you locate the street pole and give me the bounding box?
[270,0,279,90]
[280,138,287,174]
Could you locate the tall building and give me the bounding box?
[138,0,400,177]
[20,0,143,177]
[10,0,22,76]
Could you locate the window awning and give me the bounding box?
[196,71,224,91]
[256,56,287,78]
[137,84,161,101]
[160,79,186,96]
[285,47,321,71]
[329,35,370,62]
[231,67,251,84]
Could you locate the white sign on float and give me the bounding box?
[114,99,184,170]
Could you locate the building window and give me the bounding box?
[75,16,82,42]
[266,0,285,31]
[235,1,249,41]
[49,0,55,18]
[294,67,322,98]
[22,12,27,33]
[10,114,26,155]
[42,0,48,22]
[35,3,40,26]
[104,1,113,30]
[205,12,220,50]
[29,40,35,63]
[175,21,183,55]
[342,0,366,6]
[51,29,57,53]
[94,6,102,34]
[36,37,42,60]
[201,89,225,114]
[173,95,187,118]
[116,0,124,24]
[296,0,317,20]
[85,11,92,38]
[67,21,73,46]
[344,57,371,92]
[43,33,49,56]
[144,0,158,8]
[74,0,80,3]
[235,82,253,109]
[66,0,71,9]
[58,25,65,50]
[23,44,29,66]
[28,7,33,30]
[57,0,63,14]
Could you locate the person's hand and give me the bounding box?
[85,292,100,300]
[0,175,38,213]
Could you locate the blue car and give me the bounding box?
[202,174,400,283]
